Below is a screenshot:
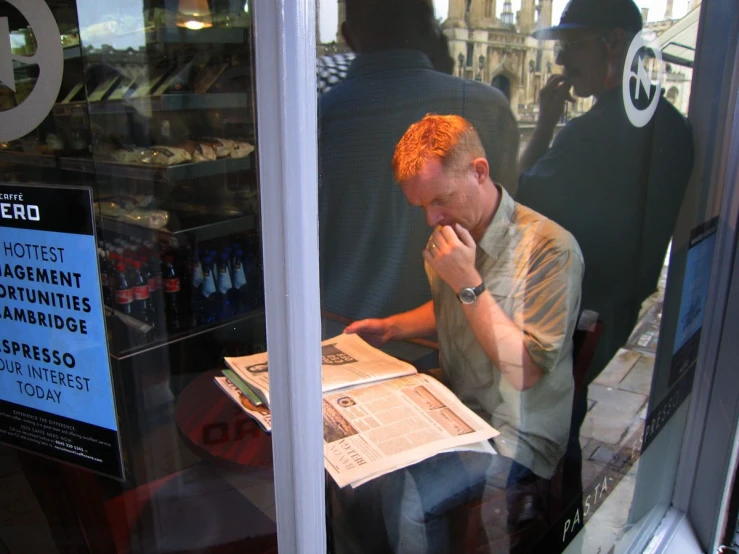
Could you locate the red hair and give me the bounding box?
[392,114,485,182]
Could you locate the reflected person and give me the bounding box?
[517,0,694,386]
[345,115,583,553]
[515,0,694,513]
[319,0,519,323]
[317,17,454,95]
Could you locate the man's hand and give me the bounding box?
[518,74,576,174]
[344,318,394,347]
[538,74,575,129]
[423,224,481,293]
[345,302,436,346]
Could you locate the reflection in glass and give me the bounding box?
[0,0,276,551]
[318,0,698,552]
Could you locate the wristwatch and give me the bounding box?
[457,282,486,305]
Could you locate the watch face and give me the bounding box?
[459,288,476,304]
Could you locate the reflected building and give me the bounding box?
[326,0,590,122]
[442,0,565,122]
[324,0,695,121]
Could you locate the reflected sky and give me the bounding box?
[318,0,694,44]
[75,0,147,50]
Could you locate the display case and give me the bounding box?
[0,0,273,532]
[1,3,263,342]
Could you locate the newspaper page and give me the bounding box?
[348,440,497,488]
[224,333,417,406]
[322,373,499,488]
[214,376,272,433]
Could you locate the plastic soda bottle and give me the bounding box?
[162,255,182,331]
[113,263,134,316]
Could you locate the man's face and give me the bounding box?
[400,158,481,233]
[555,29,608,98]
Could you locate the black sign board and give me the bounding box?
[0,183,123,479]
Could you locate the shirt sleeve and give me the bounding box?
[516,235,584,373]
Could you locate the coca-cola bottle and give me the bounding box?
[113,262,134,316]
[98,248,112,307]
[162,255,182,332]
[131,260,157,327]
[107,252,120,300]
[143,244,165,335]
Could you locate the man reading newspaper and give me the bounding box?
[339,115,584,553]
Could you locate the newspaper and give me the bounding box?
[222,369,264,406]
[224,333,418,405]
[214,376,272,433]
[323,373,497,488]
[219,334,499,488]
[348,439,497,489]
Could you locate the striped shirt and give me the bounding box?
[319,50,519,320]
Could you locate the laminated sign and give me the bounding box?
[0,184,123,480]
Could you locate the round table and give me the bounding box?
[175,370,273,471]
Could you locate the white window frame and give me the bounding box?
[253,1,326,553]
[252,1,739,553]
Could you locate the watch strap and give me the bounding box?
[471,282,485,296]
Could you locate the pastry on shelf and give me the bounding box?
[112,147,145,165]
[109,146,192,166]
[95,196,169,230]
[184,141,218,163]
[229,141,254,159]
[197,137,233,159]
[139,146,193,166]
[198,138,254,159]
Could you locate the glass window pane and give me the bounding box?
[0,0,278,552]
[318,1,714,553]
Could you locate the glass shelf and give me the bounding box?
[0,151,58,168]
[98,212,256,243]
[53,93,249,117]
[58,154,253,182]
[0,152,253,185]
[108,308,264,360]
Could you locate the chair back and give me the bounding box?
[571,321,604,396]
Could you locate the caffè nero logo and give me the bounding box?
[622,30,663,128]
[0,0,63,141]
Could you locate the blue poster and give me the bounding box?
[0,184,122,479]
[670,217,718,386]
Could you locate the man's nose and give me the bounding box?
[425,208,443,228]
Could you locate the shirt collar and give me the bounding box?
[593,86,621,110]
[478,186,514,260]
[346,50,434,79]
